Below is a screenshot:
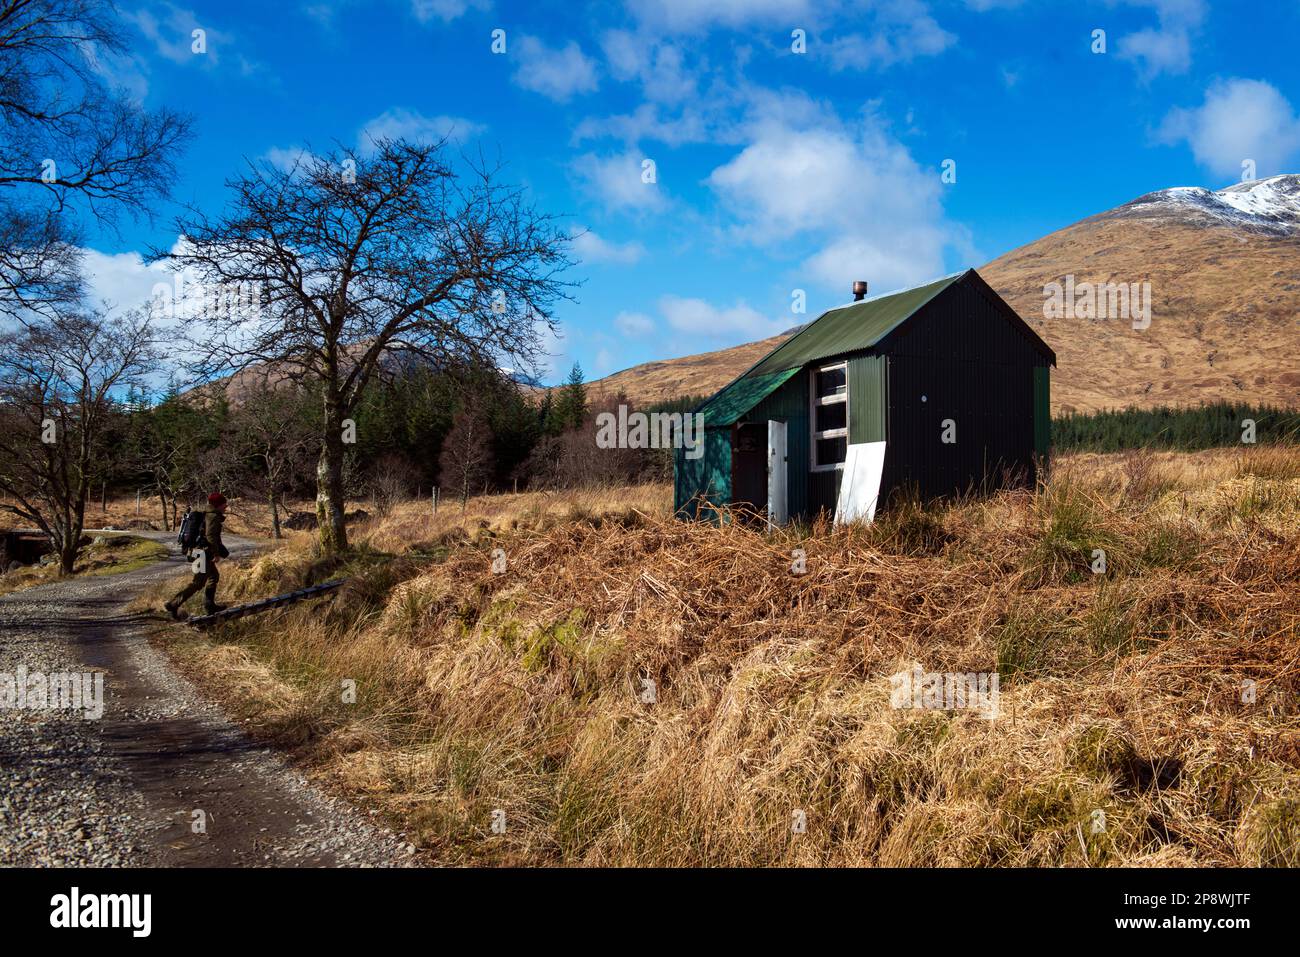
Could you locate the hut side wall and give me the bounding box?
[879,281,1046,500]
[673,427,732,519]
[742,367,814,519]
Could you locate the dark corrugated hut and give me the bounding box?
[674,268,1056,523]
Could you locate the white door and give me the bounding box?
[767,420,788,526]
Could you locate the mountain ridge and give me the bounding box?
[589,176,1300,414]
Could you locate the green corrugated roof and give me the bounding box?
[747,272,962,377]
[698,367,800,427]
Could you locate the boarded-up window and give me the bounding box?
[811,361,848,471]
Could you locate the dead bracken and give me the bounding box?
[163,447,1298,866]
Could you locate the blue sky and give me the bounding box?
[86,0,1300,386]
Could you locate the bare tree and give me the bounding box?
[0,308,160,572]
[0,0,191,318]
[156,138,572,553]
[228,383,317,538]
[439,403,494,510]
[124,383,221,531]
[367,452,419,519]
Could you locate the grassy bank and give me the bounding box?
[0,534,169,597]
[151,449,1299,866]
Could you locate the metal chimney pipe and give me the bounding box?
[852,280,868,301]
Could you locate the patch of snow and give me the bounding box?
[1116,174,1300,235]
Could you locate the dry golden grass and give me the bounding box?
[361,484,672,553]
[155,448,1299,867]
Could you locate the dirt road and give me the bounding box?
[0,531,414,867]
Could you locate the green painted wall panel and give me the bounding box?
[848,353,887,444]
[673,428,731,520]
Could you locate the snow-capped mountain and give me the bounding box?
[1108,174,1300,235]
[588,175,1300,415]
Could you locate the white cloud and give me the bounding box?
[628,0,816,32]
[1118,26,1191,76]
[1158,79,1300,178]
[592,346,617,375]
[263,145,313,172]
[123,4,210,64]
[572,150,667,212]
[357,108,484,151]
[122,3,256,74]
[572,101,719,148]
[513,35,599,102]
[262,111,484,174]
[572,229,646,265]
[600,31,697,103]
[823,7,956,71]
[79,248,173,316]
[707,110,954,292]
[1116,0,1206,78]
[85,42,151,102]
[613,311,656,336]
[659,295,788,339]
[602,29,647,80]
[409,0,489,22]
[304,0,486,28]
[532,317,567,381]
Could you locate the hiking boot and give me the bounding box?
[203,602,228,615]
[164,601,187,621]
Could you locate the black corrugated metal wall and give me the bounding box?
[878,274,1049,500]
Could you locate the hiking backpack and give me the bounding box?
[178,509,207,554]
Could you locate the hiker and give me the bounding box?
[165,492,231,619]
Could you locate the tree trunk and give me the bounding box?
[270,489,282,540]
[59,502,86,576]
[316,396,348,554]
[59,539,77,575]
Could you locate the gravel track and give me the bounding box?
[0,531,416,867]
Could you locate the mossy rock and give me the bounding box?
[521,609,588,672]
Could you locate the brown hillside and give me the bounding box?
[587,332,792,406]
[588,180,1300,414]
[987,218,1300,413]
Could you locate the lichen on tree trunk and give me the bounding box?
[316,400,348,555]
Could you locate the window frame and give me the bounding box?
[810,361,849,472]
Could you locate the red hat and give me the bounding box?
[208,492,227,507]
